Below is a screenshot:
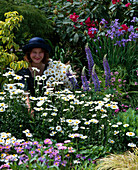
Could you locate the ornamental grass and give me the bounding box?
[95,148,138,170]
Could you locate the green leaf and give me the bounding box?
[74,33,79,43]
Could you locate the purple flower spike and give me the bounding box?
[81,67,89,91]
[66,66,79,90]
[85,43,94,76]
[91,65,100,91]
[103,54,111,87]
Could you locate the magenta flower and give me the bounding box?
[114,71,119,75]
[69,13,79,22]
[0,164,10,169]
[118,79,121,82]
[125,3,131,7]
[112,0,120,4]
[88,27,97,38]
[44,139,52,145]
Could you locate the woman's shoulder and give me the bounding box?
[16,68,30,76]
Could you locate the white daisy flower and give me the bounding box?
[56,126,62,131]
[123,124,129,127]
[128,143,136,147]
[41,112,48,117]
[31,67,40,72]
[108,139,115,144]
[126,132,135,136]
[26,133,33,137]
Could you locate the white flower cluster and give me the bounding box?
[43,59,77,89]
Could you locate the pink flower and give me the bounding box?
[134,82,138,85]
[112,0,120,4]
[88,27,97,38]
[125,3,131,7]
[115,109,119,113]
[70,13,79,22]
[44,139,52,145]
[118,79,121,82]
[114,71,119,75]
[58,146,67,150]
[56,143,63,147]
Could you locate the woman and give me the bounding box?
[17,37,51,97]
[17,37,78,115]
[17,37,51,115]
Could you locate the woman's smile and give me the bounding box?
[30,48,45,64]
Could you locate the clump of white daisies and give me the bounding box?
[38,59,77,89]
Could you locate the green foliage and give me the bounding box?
[115,108,138,136]
[0,11,28,89]
[0,0,54,49]
[79,145,111,160]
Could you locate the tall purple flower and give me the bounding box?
[103,54,111,86]
[81,67,89,91]
[91,65,100,91]
[66,65,79,90]
[85,43,94,76]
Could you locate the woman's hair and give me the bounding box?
[24,48,49,65]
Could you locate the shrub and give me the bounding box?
[0,0,54,51]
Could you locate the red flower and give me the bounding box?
[112,0,120,4]
[125,3,131,7]
[136,28,138,31]
[85,17,96,27]
[80,22,83,25]
[69,13,79,22]
[73,25,78,29]
[88,27,97,38]
[85,17,91,27]
[67,0,73,2]
[119,24,128,32]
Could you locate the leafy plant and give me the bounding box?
[0,11,28,88]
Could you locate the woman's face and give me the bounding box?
[30,48,44,64]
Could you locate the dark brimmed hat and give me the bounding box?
[22,37,51,53]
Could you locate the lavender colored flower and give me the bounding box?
[54,161,60,167]
[103,55,111,87]
[131,17,138,22]
[38,156,46,163]
[85,43,94,76]
[81,67,89,91]
[61,160,67,167]
[91,65,100,91]
[66,66,79,90]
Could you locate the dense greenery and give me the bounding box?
[0,0,138,169]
